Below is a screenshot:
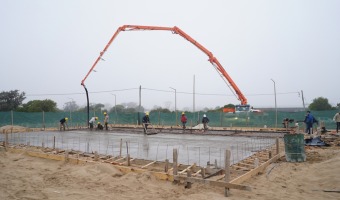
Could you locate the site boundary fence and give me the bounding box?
[0,110,338,130]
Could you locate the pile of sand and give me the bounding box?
[1,145,340,200]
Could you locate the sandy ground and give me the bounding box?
[1,141,340,200]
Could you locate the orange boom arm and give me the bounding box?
[81,25,247,105]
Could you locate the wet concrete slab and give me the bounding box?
[2,130,277,166]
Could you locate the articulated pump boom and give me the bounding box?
[81,25,249,110]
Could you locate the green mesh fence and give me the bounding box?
[0,110,338,129]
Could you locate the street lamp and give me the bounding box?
[169,87,178,126]
[271,79,278,128]
[111,94,118,124]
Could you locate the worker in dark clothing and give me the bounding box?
[97,122,104,130]
[59,117,68,131]
[202,114,210,131]
[142,112,150,133]
[304,111,318,134]
[282,118,294,128]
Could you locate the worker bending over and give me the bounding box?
[89,117,98,130]
[59,117,68,131]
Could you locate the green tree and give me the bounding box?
[224,104,235,108]
[150,106,171,113]
[308,97,333,111]
[63,101,79,112]
[205,106,222,112]
[109,105,125,113]
[18,99,58,112]
[78,103,105,113]
[0,90,26,111]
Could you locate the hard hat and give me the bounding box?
[95,117,98,120]
[203,114,206,117]
[145,112,149,115]
[97,122,101,124]
[182,112,185,115]
[65,117,68,121]
[104,112,107,115]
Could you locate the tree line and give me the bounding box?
[0,90,338,113]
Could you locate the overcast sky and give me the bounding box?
[1,0,339,111]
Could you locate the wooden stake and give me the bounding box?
[65,151,69,163]
[127,154,131,166]
[201,167,205,178]
[225,150,231,197]
[94,151,99,161]
[119,139,122,157]
[165,159,169,172]
[5,132,8,149]
[173,148,178,184]
[185,169,192,189]
[254,158,259,168]
[276,137,279,155]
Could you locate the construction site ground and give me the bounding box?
[1,125,340,199]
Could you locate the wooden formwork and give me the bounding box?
[1,137,285,197]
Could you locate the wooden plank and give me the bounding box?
[237,162,255,168]
[208,174,225,181]
[192,169,201,176]
[167,164,181,174]
[204,169,223,179]
[231,152,285,184]
[178,163,196,174]
[174,176,251,191]
[121,157,135,165]
[114,157,126,162]
[141,161,157,169]
[231,165,251,171]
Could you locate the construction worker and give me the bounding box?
[142,112,150,133]
[97,122,104,130]
[333,112,340,133]
[181,112,187,129]
[89,116,98,130]
[304,111,318,134]
[59,117,68,131]
[103,112,109,130]
[202,114,210,131]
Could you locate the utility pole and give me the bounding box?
[271,79,278,128]
[193,75,196,124]
[111,94,118,124]
[170,87,178,126]
[301,90,306,110]
[68,98,74,127]
[138,85,141,125]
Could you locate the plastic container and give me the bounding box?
[284,134,306,162]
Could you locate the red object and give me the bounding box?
[181,115,187,123]
[81,25,248,105]
[223,108,235,113]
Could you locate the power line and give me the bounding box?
[26,87,299,97]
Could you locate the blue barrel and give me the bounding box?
[284,134,306,162]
